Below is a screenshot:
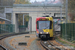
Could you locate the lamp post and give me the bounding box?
[66,0,68,23]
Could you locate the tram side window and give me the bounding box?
[50,21,52,29]
[37,21,39,29]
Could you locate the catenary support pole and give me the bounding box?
[66,0,68,23]
[60,6,62,23]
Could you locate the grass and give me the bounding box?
[56,37,75,48]
[72,41,75,43]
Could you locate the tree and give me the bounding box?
[14,0,30,4]
[63,0,75,21]
[68,0,75,12]
[18,14,29,26]
[68,0,75,21]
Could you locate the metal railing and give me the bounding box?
[61,23,75,41]
[0,24,15,34]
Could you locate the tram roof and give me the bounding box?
[13,4,62,7]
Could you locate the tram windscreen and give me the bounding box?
[37,21,52,29]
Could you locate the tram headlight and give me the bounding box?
[46,32,49,34]
[40,32,42,34]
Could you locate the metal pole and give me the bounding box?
[65,0,68,40]
[66,0,68,23]
[60,6,62,23]
[23,14,24,25]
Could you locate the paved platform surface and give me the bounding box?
[9,34,37,50]
[0,34,45,50]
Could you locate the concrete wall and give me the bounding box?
[12,7,65,33]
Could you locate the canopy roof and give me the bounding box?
[13,4,62,7]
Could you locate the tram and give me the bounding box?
[36,16,54,39]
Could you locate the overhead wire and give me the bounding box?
[42,1,51,16]
[37,1,49,17]
[43,2,48,15]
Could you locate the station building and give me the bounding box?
[0,3,65,33]
[12,4,65,33]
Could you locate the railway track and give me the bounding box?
[0,32,29,50]
[0,32,29,40]
[0,45,7,50]
[40,40,63,50]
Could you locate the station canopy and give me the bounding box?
[13,3,62,7]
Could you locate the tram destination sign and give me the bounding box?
[40,19,49,21]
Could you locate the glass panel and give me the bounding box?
[38,21,50,29]
[6,13,11,20]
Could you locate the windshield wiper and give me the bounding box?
[44,26,49,29]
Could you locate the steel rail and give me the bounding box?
[0,32,29,50]
[0,32,29,40]
[0,45,7,50]
[40,40,62,50]
[48,40,62,50]
[40,40,50,50]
